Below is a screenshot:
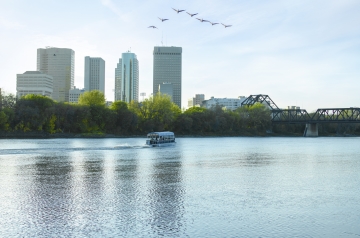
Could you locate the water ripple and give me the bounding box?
[0,137,360,237]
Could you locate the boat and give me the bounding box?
[146,131,176,147]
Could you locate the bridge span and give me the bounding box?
[241,95,360,137]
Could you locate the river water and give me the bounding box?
[0,137,359,237]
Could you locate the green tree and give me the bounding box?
[110,101,138,134]
[110,101,128,111]
[236,103,271,132]
[87,105,109,132]
[78,90,105,106]
[69,104,92,133]
[173,114,193,133]
[52,103,76,133]
[1,92,17,109]
[129,93,180,132]
[181,106,210,133]
[0,110,9,131]
[14,94,55,132]
[1,108,15,131]
[184,106,207,115]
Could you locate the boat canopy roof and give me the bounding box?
[147,131,175,137]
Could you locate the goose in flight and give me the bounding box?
[186,12,198,17]
[196,18,209,23]
[221,23,232,28]
[172,8,185,13]
[209,22,219,26]
[148,26,158,29]
[158,17,169,22]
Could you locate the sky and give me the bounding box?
[0,0,359,111]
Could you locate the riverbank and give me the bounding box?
[0,132,142,139]
[0,131,359,139]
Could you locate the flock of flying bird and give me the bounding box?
[148,8,232,29]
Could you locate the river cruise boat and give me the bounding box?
[146,131,176,147]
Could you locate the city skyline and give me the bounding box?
[0,0,359,111]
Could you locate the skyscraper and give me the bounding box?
[84,56,105,94]
[114,52,139,103]
[153,46,182,108]
[37,47,74,102]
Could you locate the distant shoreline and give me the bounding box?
[0,132,359,139]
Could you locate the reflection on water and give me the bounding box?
[28,156,73,236]
[112,152,140,236]
[243,153,275,166]
[150,153,184,237]
[0,138,360,237]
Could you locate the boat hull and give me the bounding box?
[149,142,176,147]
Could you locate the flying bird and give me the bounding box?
[209,22,219,26]
[221,23,232,28]
[158,17,169,22]
[148,26,158,29]
[172,8,185,13]
[186,12,198,17]
[196,18,209,23]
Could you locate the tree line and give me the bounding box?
[0,91,273,136]
[1,91,359,136]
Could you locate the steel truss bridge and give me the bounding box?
[242,94,360,124]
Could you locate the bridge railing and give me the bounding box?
[272,108,360,123]
[311,108,360,123]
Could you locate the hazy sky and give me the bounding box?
[0,0,359,111]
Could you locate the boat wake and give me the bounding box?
[114,144,150,149]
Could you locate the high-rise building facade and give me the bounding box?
[153,46,182,108]
[37,47,74,102]
[84,56,105,94]
[159,82,173,101]
[16,71,53,99]
[114,52,139,103]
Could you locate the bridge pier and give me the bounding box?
[303,123,318,137]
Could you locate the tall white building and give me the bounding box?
[16,71,53,99]
[114,52,139,103]
[37,47,75,102]
[153,46,182,108]
[84,56,105,93]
